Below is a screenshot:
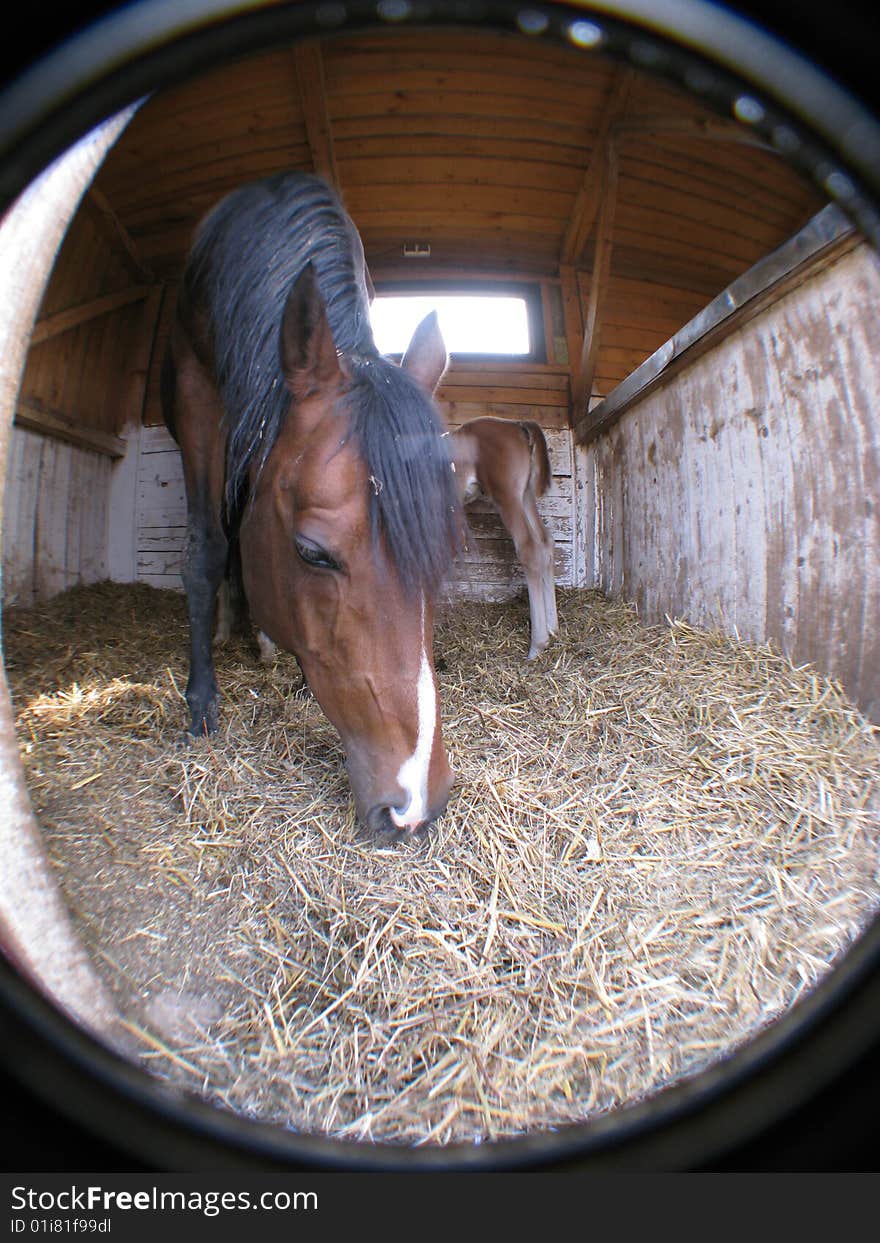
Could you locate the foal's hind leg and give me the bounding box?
[525,489,558,639]
[496,492,550,659]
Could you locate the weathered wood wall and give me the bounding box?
[582,236,880,720]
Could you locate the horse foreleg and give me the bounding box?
[182,513,227,735]
[543,569,558,640]
[167,336,231,735]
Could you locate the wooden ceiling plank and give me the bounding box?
[614,113,776,153]
[333,113,590,149]
[294,38,341,191]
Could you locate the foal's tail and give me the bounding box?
[521,421,552,497]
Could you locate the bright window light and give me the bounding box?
[370,294,531,356]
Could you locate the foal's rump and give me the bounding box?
[449,414,557,659]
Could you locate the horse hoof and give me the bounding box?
[256,630,277,663]
[187,706,218,737]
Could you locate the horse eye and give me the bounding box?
[295,537,339,571]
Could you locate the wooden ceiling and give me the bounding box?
[88,24,826,403]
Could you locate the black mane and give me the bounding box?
[181,171,461,597]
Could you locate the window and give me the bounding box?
[370,283,545,362]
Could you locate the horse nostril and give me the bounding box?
[364,802,434,838]
[364,804,398,837]
[388,802,423,834]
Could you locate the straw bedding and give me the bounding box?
[4,580,879,1144]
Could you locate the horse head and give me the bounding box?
[238,265,460,835]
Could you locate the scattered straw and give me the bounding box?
[3,580,879,1145]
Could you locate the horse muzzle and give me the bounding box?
[351,756,455,838]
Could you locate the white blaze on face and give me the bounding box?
[390,599,436,829]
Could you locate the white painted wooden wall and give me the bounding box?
[135,424,186,589]
[2,419,587,609]
[129,422,587,600]
[2,427,111,606]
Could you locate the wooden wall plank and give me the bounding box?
[136,431,186,589]
[35,440,71,598]
[1,432,113,606]
[2,430,39,605]
[440,401,570,431]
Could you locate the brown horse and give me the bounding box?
[450,416,558,658]
[161,172,463,836]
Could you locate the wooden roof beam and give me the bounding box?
[31,285,154,346]
[293,39,377,299]
[294,38,341,192]
[86,185,153,282]
[15,398,126,458]
[559,68,633,268]
[571,141,620,419]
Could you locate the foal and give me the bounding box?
[449,416,558,658]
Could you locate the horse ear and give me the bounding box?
[280,263,343,398]
[400,310,448,394]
